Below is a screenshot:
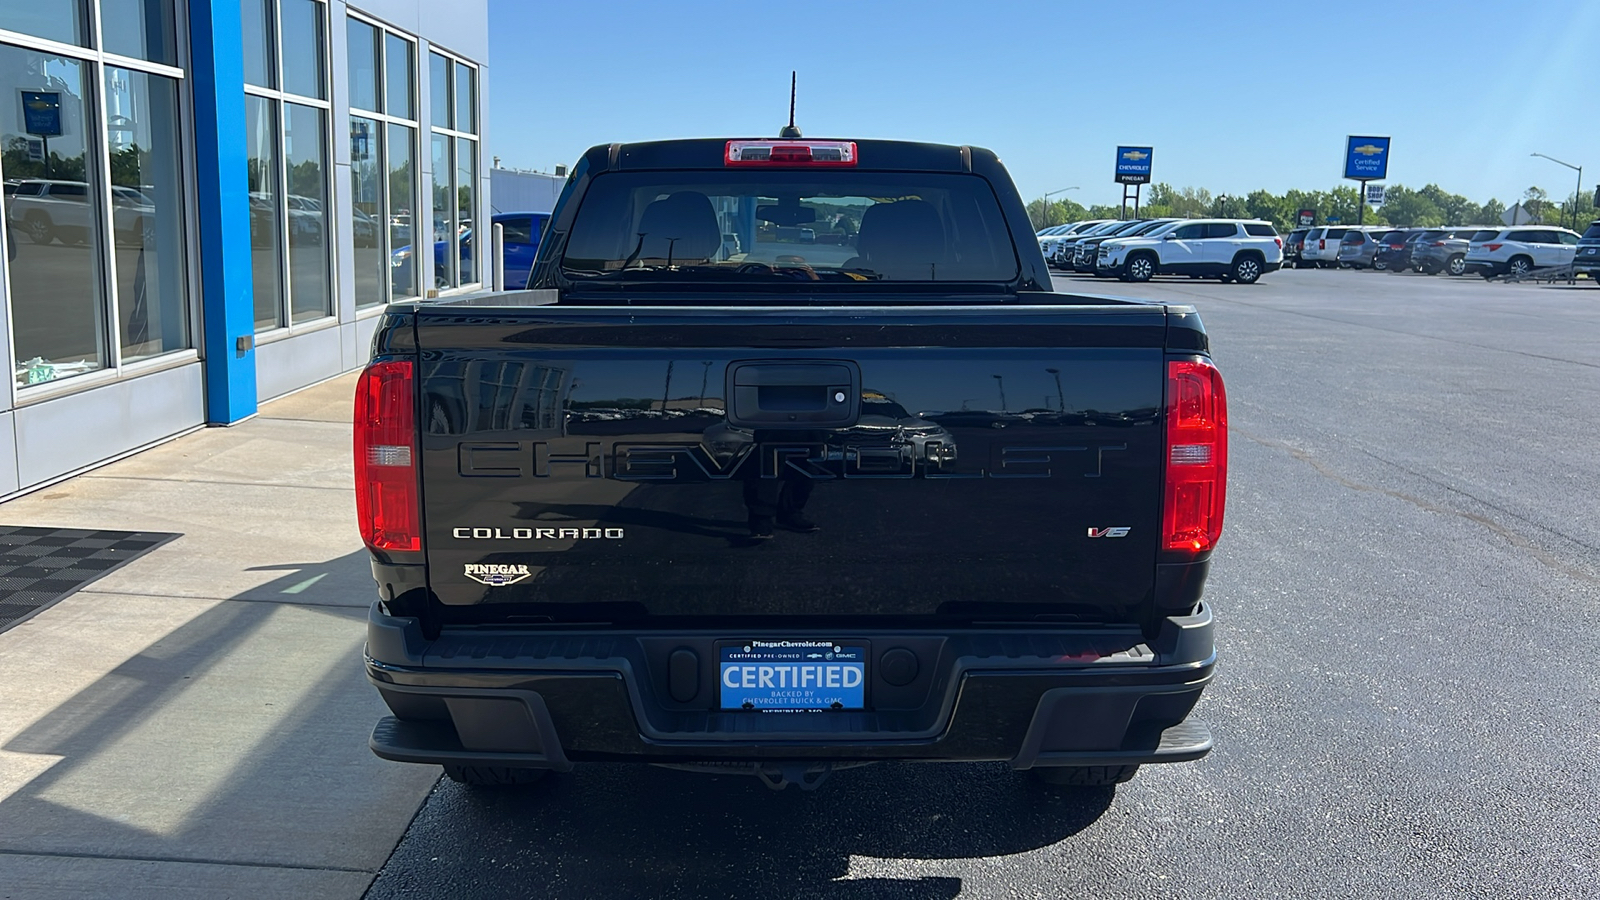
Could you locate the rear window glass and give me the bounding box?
[1471,230,1500,242]
[1244,223,1277,236]
[562,171,1019,284]
[1583,223,1600,240]
[1324,228,1348,239]
[1340,232,1365,244]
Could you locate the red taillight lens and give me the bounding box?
[1163,358,1227,556]
[1274,238,1283,248]
[1431,241,1446,246]
[1484,243,1503,252]
[1318,239,1326,250]
[725,140,858,166]
[354,360,420,553]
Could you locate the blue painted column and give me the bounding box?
[188,0,258,423]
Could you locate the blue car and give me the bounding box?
[391,211,549,290]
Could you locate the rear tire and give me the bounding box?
[1125,253,1155,283]
[1446,254,1466,277]
[1373,257,1388,271]
[1507,255,1533,278]
[1231,254,1263,285]
[442,765,549,787]
[1032,765,1140,787]
[23,213,54,245]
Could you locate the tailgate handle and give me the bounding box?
[726,360,860,428]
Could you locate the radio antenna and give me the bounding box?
[778,71,801,139]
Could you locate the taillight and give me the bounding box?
[1484,243,1503,252]
[1431,241,1446,247]
[725,140,858,166]
[1163,358,1227,557]
[1318,239,1326,250]
[354,360,420,554]
[1274,238,1283,248]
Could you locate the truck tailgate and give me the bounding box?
[414,305,1172,626]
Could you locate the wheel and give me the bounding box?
[442,765,549,787]
[1032,765,1140,787]
[1125,253,1155,282]
[1231,254,1263,285]
[1373,257,1388,271]
[22,213,54,244]
[1507,255,1533,278]
[1446,255,1466,277]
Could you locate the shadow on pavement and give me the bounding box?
[0,550,433,880]
[366,758,1116,898]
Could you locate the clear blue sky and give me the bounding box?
[488,0,1599,208]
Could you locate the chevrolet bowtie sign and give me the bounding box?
[1115,146,1153,185]
[1344,135,1391,181]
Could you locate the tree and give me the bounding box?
[1523,186,1550,223]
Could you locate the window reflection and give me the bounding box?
[279,0,324,100]
[431,132,450,287]
[456,135,475,283]
[385,33,413,120]
[0,1,87,47]
[245,95,283,331]
[240,0,274,88]
[107,67,188,363]
[388,122,415,299]
[346,16,377,112]
[453,61,474,134]
[428,52,448,128]
[284,102,329,322]
[351,115,383,308]
[100,0,177,65]
[0,46,106,388]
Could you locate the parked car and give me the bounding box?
[1372,228,1428,272]
[1099,218,1283,284]
[7,178,158,247]
[1078,218,1178,276]
[1573,220,1600,282]
[1463,226,1581,278]
[1053,219,1126,269]
[1283,228,1310,267]
[360,135,1225,791]
[1041,220,1111,268]
[1299,226,1356,268]
[1074,220,1147,272]
[1410,227,1488,276]
[1334,227,1387,269]
[392,210,550,290]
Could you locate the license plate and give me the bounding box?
[720,641,866,710]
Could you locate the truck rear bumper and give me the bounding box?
[364,602,1217,771]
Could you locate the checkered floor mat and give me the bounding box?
[0,526,179,634]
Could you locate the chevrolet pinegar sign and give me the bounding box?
[1115,146,1153,185]
[1344,135,1391,181]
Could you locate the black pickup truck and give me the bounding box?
[358,137,1226,791]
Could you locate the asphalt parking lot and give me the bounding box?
[363,269,1600,899]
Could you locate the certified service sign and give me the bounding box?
[1115,146,1153,185]
[1344,136,1390,181]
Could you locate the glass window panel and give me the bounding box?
[346,16,377,112]
[100,0,177,65]
[280,0,325,100]
[240,0,274,88]
[244,94,283,330]
[350,115,383,308]
[456,136,475,283]
[0,0,87,46]
[428,52,449,128]
[453,62,474,134]
[0,48,105,387]
[387,122,415,298]
[284,103,330,322]
[430,131,451,286]
[385,33,414,120]
[107,68,189,363]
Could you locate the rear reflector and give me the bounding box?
[1163,358,1227,556]
[725,140,858,166]
[354,360,420,554]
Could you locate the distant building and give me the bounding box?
[491,168,565,215]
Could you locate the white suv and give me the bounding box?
[1463,226,1581,278]
[1099,219,1284,284]
[1041,220,1111,267]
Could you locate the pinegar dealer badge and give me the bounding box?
[463,563,532,586]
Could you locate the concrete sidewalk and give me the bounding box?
[0,373,438,899]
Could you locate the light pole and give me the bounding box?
[1045,367,1064,413]
[1531,153,1582,230]
[1039,186,1080,228]
[992,374,1007,413]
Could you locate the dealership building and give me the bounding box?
[0,0,490,498]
